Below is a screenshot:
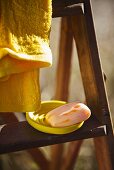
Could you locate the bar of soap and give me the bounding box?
[45,102,91,127]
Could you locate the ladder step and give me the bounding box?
[0,115,106,154]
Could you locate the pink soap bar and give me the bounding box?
[45,102,91,127]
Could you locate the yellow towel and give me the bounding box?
[0,70,40,112]
[0,0,52,112]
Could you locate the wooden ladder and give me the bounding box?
[0,0,114,170]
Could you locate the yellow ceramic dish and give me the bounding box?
[26,100,84,134]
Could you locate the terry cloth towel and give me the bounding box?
[0,0,52,112]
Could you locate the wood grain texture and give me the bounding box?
[71,3,114,169]
[84,0,113,130]
[71,5,113,133]
[51,17,73,170]
[94,137,113,170]
[61,140,83,170]
[84,1,114,169]
[50,144,64,170]
[71,13,102,122]
[54,17,73,101]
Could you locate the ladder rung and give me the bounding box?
[52,5,83,18]
[0,115,107,154]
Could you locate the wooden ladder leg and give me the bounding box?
[54,17,73,101]
[50,17,73,170]
[84,1,114,169]
[51,15,84,170]
[94,136,113,170]
[71,1,114,170]
[61,140,83,170]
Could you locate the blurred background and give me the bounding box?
[1,0,114,169]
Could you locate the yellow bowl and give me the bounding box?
[26,100,84,134]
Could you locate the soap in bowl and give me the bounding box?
[26,100,90,134]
